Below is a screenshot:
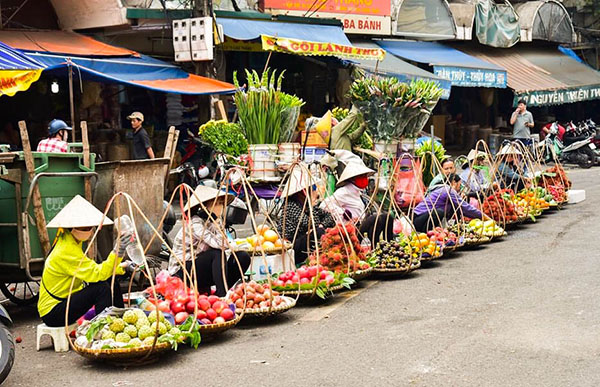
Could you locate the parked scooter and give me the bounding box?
[0,304,14,384]
[539,122,597,168]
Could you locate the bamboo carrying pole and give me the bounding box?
[18,121,51,256]
[68,64,76,141]
[80,121,92,200]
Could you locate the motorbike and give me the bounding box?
[539,122,597,168]
[0,304,14,384]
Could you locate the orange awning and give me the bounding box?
[130,74,236,95]
[0,30,136,57]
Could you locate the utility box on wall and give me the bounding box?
[173,17,213,62]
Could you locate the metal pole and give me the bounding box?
[68,64,76,141]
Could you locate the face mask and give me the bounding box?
[353,175,369,189]
[71,228,93,242]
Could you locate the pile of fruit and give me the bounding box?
[75,309,200,351]
[449,224,491,244]
[427,227,462,248]
[144,272,236,326]
[271,265,354,299]
[307,223,370,274]
[546,185,567,204]
[410,233,442,259]
[482,189,524,223]
[516,188,551,216]
[468,219,506,237]
[368,238,420,272]
[226,281,293,311]
[237,225,286,253]
[539,165,571,190]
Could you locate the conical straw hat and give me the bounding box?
[47,195,113,228]
[279,165,320,198]
[497,144,522,156]
[184,185,235,212]
[466,149,487,161]
[336,161,374,186]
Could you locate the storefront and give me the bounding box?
[0,30,234,159]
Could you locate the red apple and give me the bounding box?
[157,300,170,313]
[198,298,211,311]
[185,300,197,314]
[195,310,207,320]
[220,308,234,321]
[207,295,219,305]
[212,300,226,314]
[206,308,217,321]
[213,316,226,324]
[200,318,212,325]
[175,311,189,324]
[171,301,185,314]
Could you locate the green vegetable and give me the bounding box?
[415,140,446,186]
[233,68,304,144]
[198,120,248,157]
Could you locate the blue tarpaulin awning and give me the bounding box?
[0,30,235,95]
[217,17,352,46]
[351,41,452,99]
[375,40,507,88]
[0,41,43,70]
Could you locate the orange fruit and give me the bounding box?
[274,239,283,248]
[263,229,278,243]
[262,241,275,250]
[256,225,270,236]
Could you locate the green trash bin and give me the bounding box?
[0,151,95,276]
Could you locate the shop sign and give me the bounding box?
[263,0,391,16]
[261,35,386,60]
[263,0,391,35]
[221,38,264,52]
[0,70,42,97]
[514,85,600,107]
[433,66,506,88]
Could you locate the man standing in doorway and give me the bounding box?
[128,111,155,160]
[509,99,534,144]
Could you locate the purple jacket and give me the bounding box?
[414,186,482,219]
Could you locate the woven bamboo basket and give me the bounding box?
[348,267,374,281]
[373,260,421,275]
[197,314,242,334]
[236,241,293,256]
[279,283,345,298]
[73,341,171,362]
[236,296,296,318]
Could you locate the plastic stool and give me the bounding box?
[36,323,74,352]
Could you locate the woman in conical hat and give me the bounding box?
[168,185,251,296]
[460,150,490,195]
[496,143,531,191]
[276,165,336,265]
[38,195,132,327]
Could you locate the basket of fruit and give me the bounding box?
[73,308,200,363]
[426,227,464,253]
[370,239,421,275]
[409,233,443,261]
[271,265,354,299]
[235,225,291,255]
[226,281,296,318]
[348,266,374,281]
[467,219,507,239]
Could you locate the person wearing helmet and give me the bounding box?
[128,111,155,160]
[36,119,72,153]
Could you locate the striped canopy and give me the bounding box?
[0,41,43,96]
[0,41,43,70]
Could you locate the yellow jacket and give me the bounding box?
[38,230,125,317]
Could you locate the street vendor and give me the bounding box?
[305,106,367,152]
[460,150,489,196]
[128,111,155,160]
[168,185,251,297]
[38,195,131,327]
[496,144,531,192]
[277,166,336,265]
[319,160,394,243]
[36,119,72,153]
[427,158,455,193]
[413,174,490,232]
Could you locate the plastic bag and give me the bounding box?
[394,160,425,208]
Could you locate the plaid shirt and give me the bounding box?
[36,138,68,153]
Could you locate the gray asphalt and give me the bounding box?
[4,168,600,387]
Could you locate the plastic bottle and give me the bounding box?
[117,215,145,266]
[361,233,372,253]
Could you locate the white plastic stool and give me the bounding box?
[36,323,74,352]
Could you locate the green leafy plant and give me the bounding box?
[349,77,443,141]
[198,120,248,157]
[233,68,304,144]
[415,140,447,186]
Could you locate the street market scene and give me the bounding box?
[0,0,600,386]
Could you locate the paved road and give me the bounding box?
[4,169,600,387]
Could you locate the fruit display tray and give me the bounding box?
[197,314,242,334]
[73,341,171,363]
[280,283,345,298]
[348,267,373,281]
[373,260,421,275]
[237,296,296,318]
[236,242,293,256]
